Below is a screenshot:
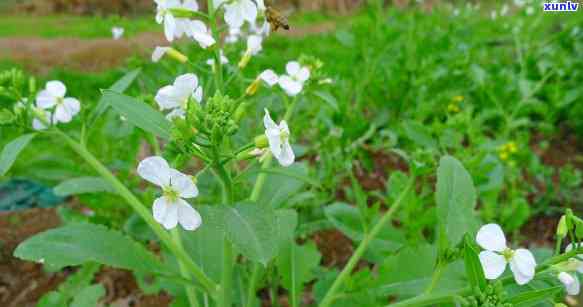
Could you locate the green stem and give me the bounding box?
[245,97,300,307]
[54,129,218,296]
[172,229,200,307]
[389,288,471,307]
[424,261,444,294]
[319,177,415,307]
[214,162,235,307]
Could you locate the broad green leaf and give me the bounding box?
[53,176,116,197]
[463,235,486,291]
[14,223,171,274]
[276,209,298,250]
[436,155,479,247]
[180,205,226,282]
[372,244,465,298]
[507,286,563,306]
[256,162,310,209]
[0,133,36,176]
[102,90,172,139]
[225,202,278,265]
[276,242,321,306]
[70,284,105,307]
[92,68,142,121]
[324,202,405,262]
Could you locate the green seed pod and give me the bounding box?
[557,215,568,239]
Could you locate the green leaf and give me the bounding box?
[276,209,298,250]
[324,202,404,262]
[102,90,172,140]
[91,68,141,121]
[180,205,226,282]
[256,162,310,209]
[0,133,36,176]
[225,202,278,265]
[37,262,100,307]
[507,286,563,306]
[463,235,486,291]
[14,223,171,274]
[402,121,437,149]
[436,155,479,247]
[372,244,465,299]
[276,242,321,306]
[53,176,116,197]
[70,284,105,307]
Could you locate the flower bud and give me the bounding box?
[254,134,268,148]
[245,78,261,96]
[166,48,188,63]
[557,215,568,239]
[238,52,251,69]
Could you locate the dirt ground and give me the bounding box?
[0,22,336,74]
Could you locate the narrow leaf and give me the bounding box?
[53,176,116,197]
[0,133,36,176]
[508,286,563,306]
[92,68,142,121]
[102,90,172,139]
[436,155,479,247]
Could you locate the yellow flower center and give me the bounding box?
[163,186,179,203]
[502,248,514,262]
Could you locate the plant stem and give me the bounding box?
[318,177,415,307]
[55,129,218,296]
[424,261,444,294]
[214,161,235,307]
[389,288,471,307]
[172,229,200,307]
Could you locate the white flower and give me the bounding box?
[155,74,203,120]
[223,0,258,29]
[565,243,583,273]
[36,81,80,124]
[558,272,580,296]
[278,61,310,96]
[155,0,196,42]
[188,20,216,48]
[476,223,537,285]
[245,35,263,56]
[138,156,201,230]
[226,26,242,44]
[250,20,270,37]
[263,109,294,167]
[32,109,52,131]
[259,70,279,87]
[152,46,171,62]
[206,50,229,68]
[112,27,124,40]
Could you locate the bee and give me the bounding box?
[264,0,289,32]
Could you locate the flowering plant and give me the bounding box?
[0,1,581,307]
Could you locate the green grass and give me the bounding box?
[0,15,159,38]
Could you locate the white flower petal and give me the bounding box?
[559,272,581,296]
[32,117,48,130]
[296,67,311,82]
[193,86,203,103]
[476,223,507,252]
[36,90,57,109]
[224,4,245,28]
[277,139,295,167]
[152,197,169,224]
[62,97,80,116]
[177,199,202,231]
[46,81,67,98]
[509,248,536,285]
[137,156,171,187]
[174,74,198,96]
[263,109,278,131]
[169,169,199,198]
[166,108,186,120]
[54,104,73,123]
[182,0,199,11]
[161,201,179,229]
[155,85,181,110]
[259,70,278,86]
[239,0,258,23]
[479,250,507,280]
[246,35,263,55]
[164,13,177,41]
[152,47,169,62]
[278,76,303,96]
[286,61,301,76]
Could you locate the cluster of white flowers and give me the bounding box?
[258,61,311,96]
[33,81,81,130]
[559,243,583,296]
